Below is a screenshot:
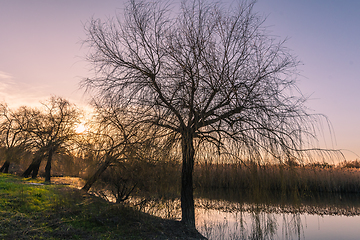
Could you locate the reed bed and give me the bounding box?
[88,158,360,204]
[193,160,360,201]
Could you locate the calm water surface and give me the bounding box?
[132,196,360,240]
[196,205,360,240]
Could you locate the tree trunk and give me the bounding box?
[180,131,196,228]
[0,161,10,173]
[1,149,12,173]
[23,155,43,178]
[45,149,54,182]
[82,155,113,192]
[31,162,41,179]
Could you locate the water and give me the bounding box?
[128,196,360,240]
[87,178,360,240]
[58,177,360,239]
[196,203,360,240]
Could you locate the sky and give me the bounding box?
[0,0,359,160]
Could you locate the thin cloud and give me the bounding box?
[0,71,13,80]
[0,71,15,100]
[0,70,49,108]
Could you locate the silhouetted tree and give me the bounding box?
[80,106,130,192]
[83,0,331,227]
[22,97,80,181]
[0,103,30,173]
[80,102,167,192]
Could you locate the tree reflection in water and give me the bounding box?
[128,197,304,239]
[124,195,360,240]
[197,207,303,240]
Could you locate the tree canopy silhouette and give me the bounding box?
[83,0,327,227]
[22,97,81,181]
[0,104,30,173]
[80,104,152,192]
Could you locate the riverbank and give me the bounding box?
[0,174,206,239]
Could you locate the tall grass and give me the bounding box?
[193,160,360,203]
[89,157,360,206]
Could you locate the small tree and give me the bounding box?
[83,0,333,227]
[79,105,132,192]
[0,103,30,173]
[80,102,168,192]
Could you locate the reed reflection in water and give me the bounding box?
[197,208,303,240]
[195,198,303,240]
[128,196,360,240]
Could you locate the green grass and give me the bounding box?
[0,174,204,239]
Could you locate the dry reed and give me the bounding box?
[193,160,360,201]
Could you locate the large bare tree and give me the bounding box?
[83,0,326,227]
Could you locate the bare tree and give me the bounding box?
[22,97,81,181]
[80,102,168,192]
[83,0,331,227]
[0,104,30,173]
[79,105,132,192]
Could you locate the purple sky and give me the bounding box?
[0,0,359,160]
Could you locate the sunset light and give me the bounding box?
[1,1,360,239]
[75,123,86,134]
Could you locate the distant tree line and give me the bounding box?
[0,97,81,181]
[0,96,174,188]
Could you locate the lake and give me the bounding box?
[196,199,360,240]
[131,193,360,240]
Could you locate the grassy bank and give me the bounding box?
[0,174,205,239]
